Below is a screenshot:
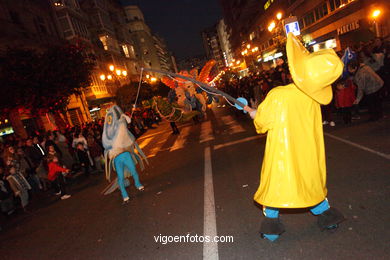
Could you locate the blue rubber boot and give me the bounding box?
[260,207,285,242]
[311,199,345,230]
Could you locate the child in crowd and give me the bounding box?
[47,144,59,158]
[335,79,356,124]
[76,142,90,177]
[47,156,71,200]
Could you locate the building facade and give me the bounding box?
[221,0,389,70]
[0,0,88,137]
[0,0,174,136]
[219,0,264,53]
[217,19,234,68]
[59,0,141,119]
[123,5,174,75]
[289,0,389,51]
[201,25,225,70]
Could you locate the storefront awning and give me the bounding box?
[87,96,116,107]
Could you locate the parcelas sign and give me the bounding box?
[337,20,360,35]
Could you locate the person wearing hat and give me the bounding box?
[244,33,345,241]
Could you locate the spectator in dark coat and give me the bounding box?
[24,138,44,169]
[76,142,90,177]
[348,59,384,121]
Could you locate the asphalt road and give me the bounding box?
[1,103,389,260]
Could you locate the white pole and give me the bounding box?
[375,20,380,37]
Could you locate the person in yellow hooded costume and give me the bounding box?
[244,33,345,241]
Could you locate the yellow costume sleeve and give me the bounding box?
[254,89,278,134]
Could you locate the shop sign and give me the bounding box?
[337,21,360,35]
[284,16,300,36]
[285,21,301,36]
[264,0,274,10]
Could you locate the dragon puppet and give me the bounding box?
[101,105,148,203]
[144,60,221,123]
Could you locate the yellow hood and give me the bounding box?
[286,33,343,105]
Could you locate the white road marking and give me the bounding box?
[203,147,218,260]
[138,123,193,141]
[220,115,245,134]
[138,136,153,149]
[213,135,266,150]
[324,133,390,160]
[200,121,214,143]
[138,128,169,140]
[170,126,191,152]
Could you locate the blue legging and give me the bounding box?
[114,152,142,199]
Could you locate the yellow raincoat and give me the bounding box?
[253,83,327,208]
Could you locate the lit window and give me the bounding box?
[249,32,255,40]
[122,45,130,58]
[99,35,108,50]
[128,45,135,58]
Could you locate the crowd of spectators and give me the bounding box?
[0,106,161,222]
[127,108,161,137]
[219,37,389,125]
[0,123,104,217]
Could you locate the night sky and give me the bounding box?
[120,0,222,60]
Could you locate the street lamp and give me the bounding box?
[372,9,381,18]
[99,64,129,95]
[100,65,128,81]
[268,21,276,32]
[371,9,381,37]
[276,12,283,20]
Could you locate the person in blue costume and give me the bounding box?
[102,105,148,203]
